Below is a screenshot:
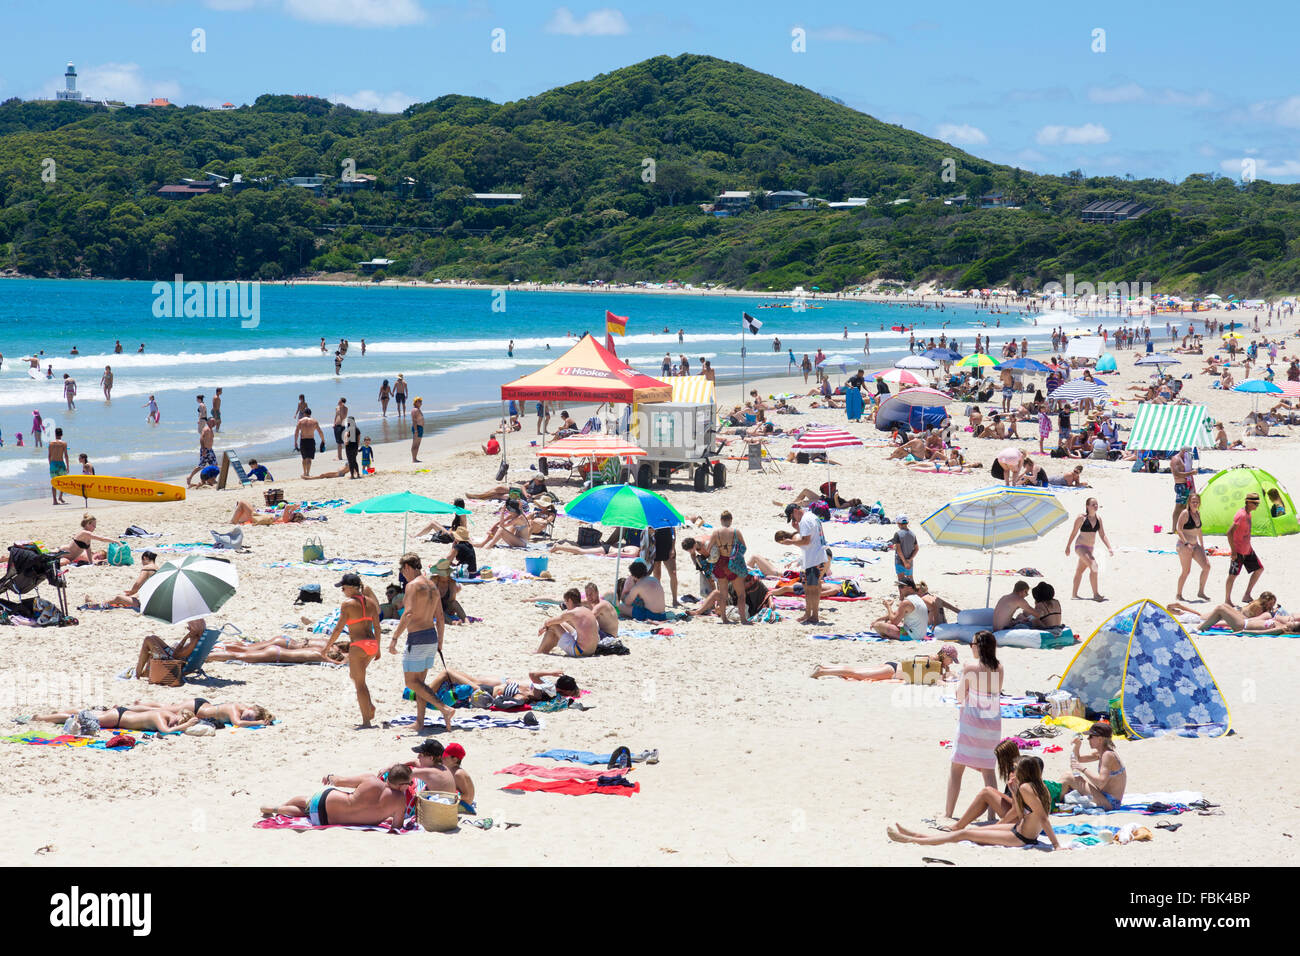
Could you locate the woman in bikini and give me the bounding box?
[83,551,158,609]
[889,755,1060,849]
[916,582,960,626]
[810,645,959,682]
[125,699,274,727]
[416,498,469,540]
[1058,722,1126,810]
[705,511,749,625]
[1169,593,1286,632]
[938,739,1029,830]
[474,499,531,550]
[32,706,200,735]
[62,514,117,567]
[1064,497,1113,601]
[207,641,347,664]
[1174,492,1212,602]
[230,501,300,525]
[322,574,381,728]
[1028,581,1063,630]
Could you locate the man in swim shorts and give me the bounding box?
[537,588,600,657]
[582,581,619,638]
[261,763,413,827]
[333,397,348,461]
[411,397,425,462]
[48,426,69,505]
[389,553,453,732]
[1170,445,1193,534]
[294,408,325,478]
[1226,492,1264,606]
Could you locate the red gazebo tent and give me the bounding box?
[500,334,671,404]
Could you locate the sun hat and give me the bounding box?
[452,526,470,542]
[1246,492,1260,502]
[432,559,451,577]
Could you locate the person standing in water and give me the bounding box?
[143,395,160,424]
[394,374,408,417]
[100,366,113,401]
[508,339,514,357]
[48,427,69,505]
[211,388,223,433]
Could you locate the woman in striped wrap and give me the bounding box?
[944,630,1003,819]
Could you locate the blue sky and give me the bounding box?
[3,0,1298,182]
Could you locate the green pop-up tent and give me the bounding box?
[1198,466,1298,537]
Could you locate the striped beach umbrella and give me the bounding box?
[957,353,1000,368]
[1048,379,1110,404]
[534,435,646,458]
[793,426,863,484]
[895,355,940,370]
[920,487,1068,605]
[868,368,925,387]
[137,554,238,625]
[1277,381,1300,399]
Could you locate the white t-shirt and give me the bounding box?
[901,594,928,636]
[798,513,828,570]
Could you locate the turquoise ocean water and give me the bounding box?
[0,279,1087,503]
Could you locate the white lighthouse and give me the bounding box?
[56,61,83,101]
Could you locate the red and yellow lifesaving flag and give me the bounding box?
[605,310,628,336]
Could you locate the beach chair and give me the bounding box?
[596,456,624,486]
[182,623,239,679]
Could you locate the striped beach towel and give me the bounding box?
[951,690,1001,770]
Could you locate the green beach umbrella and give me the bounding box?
[137,554,239,625]
[345,490,472,554]
[563,483,685,589]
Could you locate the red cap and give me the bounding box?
[443,742,466,761]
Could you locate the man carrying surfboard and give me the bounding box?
[48,427,69,506]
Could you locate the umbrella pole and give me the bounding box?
[986,548,995,607]
[613,526,622,600]
[402,511,409,555]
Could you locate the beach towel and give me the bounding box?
[497,763,636,781]
[952,690,1001,770]
[267,560,392,577]
[532,748,657,765]
[254,814,418,833]
[223,659,346,669]
[809,631,911,643]
[386,712,541,731]
[500,777,639,797]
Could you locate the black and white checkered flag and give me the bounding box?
[742,312,763,334]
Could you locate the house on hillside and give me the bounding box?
[827,196,869,210]
[157,184,216,199]
[337,173,378,194]
[1081,199,1151,223]
[285,175,328,194]
[357,258,395,272]
[714,190,753,214]
[944,193,968,206]
[141,97,175,108]
[763,189,811,210]
[470,192,522,206]
[396,176,419,198]
[980,192,1011,208]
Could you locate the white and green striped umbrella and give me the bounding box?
[137,554,239,625]
[920,487,1068,605]
[1126,403,1212,452]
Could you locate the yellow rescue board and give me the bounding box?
[51,475,186,503]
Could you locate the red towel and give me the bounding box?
[500,777,639,797]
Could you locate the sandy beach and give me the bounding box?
[2,341,1298,867]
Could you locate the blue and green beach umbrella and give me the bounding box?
[563,484,685,588]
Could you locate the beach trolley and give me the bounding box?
[632,375,725,491]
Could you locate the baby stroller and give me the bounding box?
[0,544,70,624]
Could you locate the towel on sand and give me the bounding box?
[387,712,541,731]
[254,814,417,833]
[500,777,639,797]
[497,762,635,781]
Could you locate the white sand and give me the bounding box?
[2,338,1298,866]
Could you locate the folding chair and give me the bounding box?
[182,623,240,679]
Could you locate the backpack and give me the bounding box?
[809,502,831,520]
[848,506,870,522]
[839,580,862,598]
[495,459,509,482]
[294,584,322,605]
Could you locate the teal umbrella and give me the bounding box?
[345,491,471,553]
[563,484,684,588]
[137,554,239,625]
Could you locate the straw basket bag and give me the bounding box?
[264,488,285,507]
[148,658,184,687]
[416,791,459,832]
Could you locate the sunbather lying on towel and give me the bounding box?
[126,698,274,727]
[207,637,348,664]
[230,501,300,525]
[811,645,958,682]
[32,706,200,735]
[426,667,579,705]
[1167,595,1299,633]
[260,763,413,828]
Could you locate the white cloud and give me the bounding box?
[1275,95,1300,127]
[810,25,888,43]
[1088,83,1212,107]
[1036,123,1110,145]
[936,123,988,145]
[1219,157,1300,178]
[328,89,416,113]
[1088,82,1145,104]
[545,7,629,36]
[282,0,427,25]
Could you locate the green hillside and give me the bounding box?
[1,53,1298,294]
